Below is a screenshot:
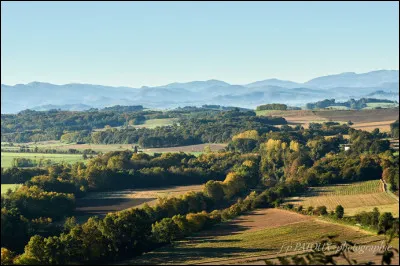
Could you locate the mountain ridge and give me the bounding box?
[1,70,399,113]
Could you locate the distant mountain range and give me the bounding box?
[1,70,399,113]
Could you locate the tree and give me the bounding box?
[335,205,344,219]
[151,218,182,243]
[203,145,212,153]
[1,248,15,265]
[379,212,394,234]
[203,180,225,202]
[63,216,77,232]
[315,206,328,216]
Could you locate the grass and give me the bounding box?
[364,102,399,109]
[1,184,21,194]
[1,152,84,168]
[1,142,137,153]
[255,110,288,116]
[134,118,177,129]
[325,106,350,110]
[1,141,226,155]
[287,180,399,217]
[125,209,389,265]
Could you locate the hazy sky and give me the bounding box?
[1,1,399,87]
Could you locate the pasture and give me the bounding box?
[286,180,399,217]
[1,141,137,153]
[364,102,399,109]
[134,118,177,129]
[124,208,395,265]
[1,152,84,168]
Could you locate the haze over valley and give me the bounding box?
[1,69,398,113]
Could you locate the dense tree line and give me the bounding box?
[1,109,286,147]
[1,168,48,184]
[1,108,162,142]
[256,103,288,111]
[99,105,144,112]
[305,98,396,110]
[10,158,54,168]
[91,110,286,147]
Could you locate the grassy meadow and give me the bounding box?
[134,118,177,129]
[1,152,84,168]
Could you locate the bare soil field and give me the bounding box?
[257,110,328,125]
[315,108,399,123]
[123,208,396,265]
[74,185,204,220]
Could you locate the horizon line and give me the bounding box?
[1,69,398,88]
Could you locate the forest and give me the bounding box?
[1,108,287,147]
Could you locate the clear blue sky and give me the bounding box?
[1,1,398,87]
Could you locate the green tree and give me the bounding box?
[203,180,225,202]
[379,212,394,234]
[335,205,344,219]
[151,218,182,243]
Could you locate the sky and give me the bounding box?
[1,1,399,87]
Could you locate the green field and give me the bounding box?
[125,209,389,265]
[1,142,226,156]
[287,180,399,217]
[325,105,350,110]
[1,152,84,168]
[1,184,21,194]
[364,102,399,109]
[134,118,177,129]
[1,141,137,153]
[255,110,289,116]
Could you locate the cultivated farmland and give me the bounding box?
[124,208,396,265]
[286,180,399,217]
[256,108,399,132]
